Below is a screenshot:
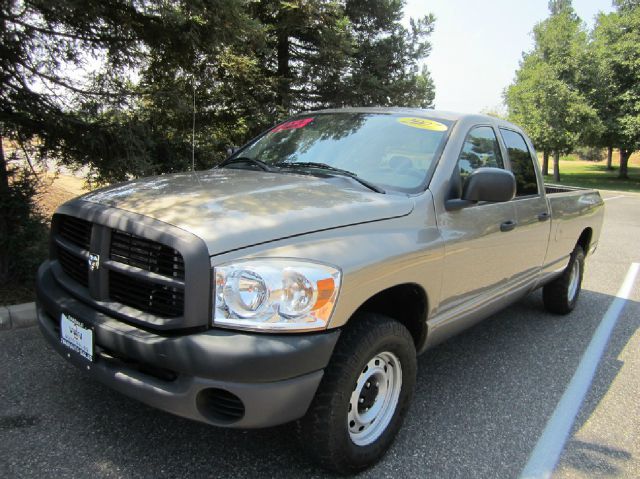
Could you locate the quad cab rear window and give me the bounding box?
[500,128,539,197]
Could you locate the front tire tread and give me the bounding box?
[298,313,416,474]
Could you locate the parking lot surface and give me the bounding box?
[1,191,638,478]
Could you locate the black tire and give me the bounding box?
[543,245,585,314]
[298,313,417,474]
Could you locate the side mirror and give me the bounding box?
[462,167,516,202]
[446,167,516,211]
[226,146,239,157]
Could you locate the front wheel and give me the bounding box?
[543,245,585,314]
[298,313,417,474]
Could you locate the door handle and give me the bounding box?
[538,212,550,222]
[500,220,517,232]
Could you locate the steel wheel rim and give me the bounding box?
[568,259,580,301]
[347,351,402,446]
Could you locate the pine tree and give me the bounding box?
[249,0,436,113]
[0,0,438,290]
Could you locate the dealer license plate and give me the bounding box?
[60,313,94,362]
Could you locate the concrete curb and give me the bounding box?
[0,302,37,331]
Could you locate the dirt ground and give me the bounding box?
[35,174,89,219]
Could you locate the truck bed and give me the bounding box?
[544,184,587,195]
[543,184,604,274]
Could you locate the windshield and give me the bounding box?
[230,113,452,193]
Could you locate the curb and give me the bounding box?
[0,302,37,331]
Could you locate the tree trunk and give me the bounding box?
[276,25,291,111]
[619,149,630,179]
[606,146,613,170]
[542,151,549,176]
[553,151,561,182]
[0,135,10,284]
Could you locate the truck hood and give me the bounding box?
[81,169,414,255]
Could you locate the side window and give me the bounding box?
[458,126,504,180]
[500,129,539,197]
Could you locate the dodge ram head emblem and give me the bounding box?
[88,253,100,271]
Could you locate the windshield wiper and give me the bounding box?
[275,162,386,194]
[219,157,272,172]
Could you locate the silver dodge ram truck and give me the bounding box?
[36,108,604,473]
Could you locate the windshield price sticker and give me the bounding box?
[271,117,314,133]
[397,117,448,131]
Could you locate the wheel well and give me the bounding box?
[354,284,428,350]
[577,228,593,253]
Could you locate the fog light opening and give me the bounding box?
[196,388,245,424]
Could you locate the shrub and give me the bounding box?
[575,146,605,162]
[0,164,49,305]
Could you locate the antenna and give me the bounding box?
[191,75,196,171]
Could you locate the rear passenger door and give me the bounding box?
[438,125,519,312]
[499,128,551,284]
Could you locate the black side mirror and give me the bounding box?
[462,167,516,202]
[446,167,516,210]
[226,146,239,157]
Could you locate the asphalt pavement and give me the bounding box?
[1,191,638,478]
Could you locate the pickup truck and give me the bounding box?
[36,108,604,473]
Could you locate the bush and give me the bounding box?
[575,146,605,162]
[0,164,49,305]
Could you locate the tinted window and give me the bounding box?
[234,113,453,192]
[500,129,539,196]
[458,126,504,179]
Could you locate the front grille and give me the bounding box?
[110,230,185,280]
[57,245,89,287]
[51,212,197,325]
[109,270,184,318]
[58,215,92,249]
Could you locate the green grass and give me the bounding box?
[543,160,640,193]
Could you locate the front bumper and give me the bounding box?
[36,261,340,428]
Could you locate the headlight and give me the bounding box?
[213,259,341,332]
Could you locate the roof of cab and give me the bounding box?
[306,107,478,121]
[304,106,524,134]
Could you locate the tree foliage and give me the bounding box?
[613,0,640,11]
[1,0,437,183]
[548,0,573,15]
[505,1,600,181]
[0,0,160,283]
[507,0,640,181]
[340,0,435,108]
[591,3,640,178]
[0,0,436,288]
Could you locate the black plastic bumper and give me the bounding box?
[36,261,340,428]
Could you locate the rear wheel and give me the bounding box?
[298,313,417,474]
[543,245,585,314]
